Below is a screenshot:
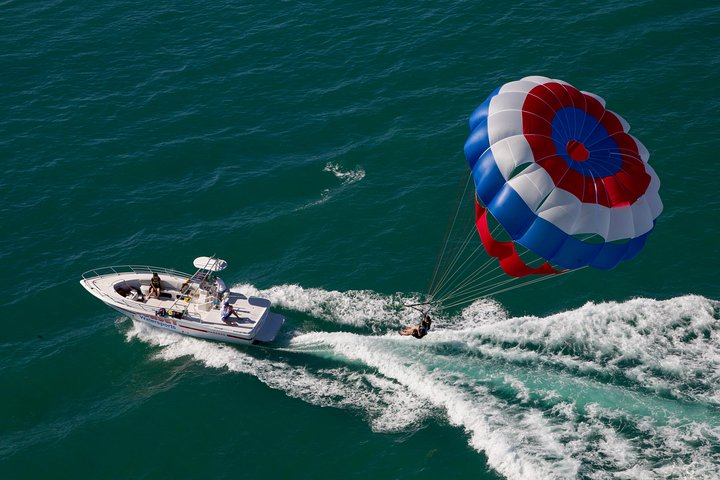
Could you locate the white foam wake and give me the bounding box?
[235,282,423,329]
[124,322,430,433]
[323,161,365,185]
[294,162,366,211]
[124,288,720,480]
[461,295,720,406]
[290,330,583,478]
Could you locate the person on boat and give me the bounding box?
[399,313,432,339]
[221,301,241,324]
[148,272,162,299]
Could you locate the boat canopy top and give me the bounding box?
[193,256,228,272]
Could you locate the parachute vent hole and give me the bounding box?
[566,139,589,162]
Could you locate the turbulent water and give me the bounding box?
[123,286,720,479]
[2,1,720,479]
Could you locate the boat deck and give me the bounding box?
[81,262,284,344]
[81,269,269,335]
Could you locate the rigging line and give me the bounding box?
[437,270,569,311]
[438,217,562,304]
[430,227,483,299]
[432,243,508,303]
[431,215,499,299]
[427,173,473,296]
[434,262,496,301]
[476,269,571,300]
[437,252,556,305]
[434,254,498,301]
[431,190,578,306]
[432,249,484,304]
[428,205,480,298]
[429,214,472,288]
[438,266,584,311]
[476,275,554,297]
[429,212,476,297]
[430,176,513,301]
[433,255,503,303]
[439,265,552,310]
[437,267,516,305]
[428,193,479,299]
[430,200,506,296]
[430,217,509,302]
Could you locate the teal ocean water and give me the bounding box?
[2,1,719,478]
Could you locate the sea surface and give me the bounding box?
[2,1,719,479]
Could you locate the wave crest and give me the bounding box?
[125,288,720,479]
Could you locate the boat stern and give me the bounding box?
[253,312,285,343]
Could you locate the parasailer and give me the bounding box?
[399,312,432,339]
[426,75,663,310]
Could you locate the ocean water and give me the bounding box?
[2,1,719,479]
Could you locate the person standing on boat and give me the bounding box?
[148,272,162,299]
[221,301,241,324]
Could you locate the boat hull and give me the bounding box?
[112,305,277,345]
[81,263,284,345]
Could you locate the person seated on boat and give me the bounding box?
[399,313,432,339]
[147,272,162,300]
[221,301,241,324]
[180,278,191,294]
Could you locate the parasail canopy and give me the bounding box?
[463,75,662,278]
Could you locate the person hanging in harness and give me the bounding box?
[399,312,432,339]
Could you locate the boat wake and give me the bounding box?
[323,161,365,185]
[124,286,720,479]
[293,162,366,212]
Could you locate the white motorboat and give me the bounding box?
[80,256,284,345]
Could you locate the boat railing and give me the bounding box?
[107,293,164,315]
[81,265,192,281]
[81,265,194,316]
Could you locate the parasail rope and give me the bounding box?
[425,170,590,312]
[432,254,496,305]
[427,177,466,297]
[436,268,580,311]
[429,228,483,299]
[427,174,474,296]
[429,215,507,302]
[428,184,508,304]
[435,256,530,306]
[438,267,517,304]
[430,222,581,310]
